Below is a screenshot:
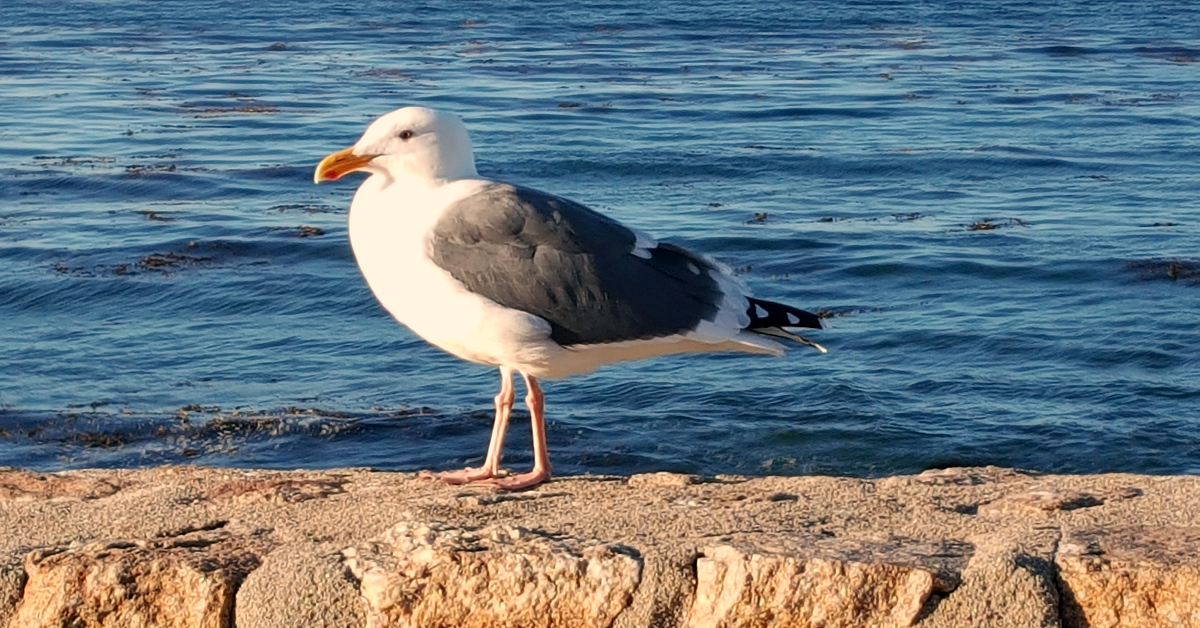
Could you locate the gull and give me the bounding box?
[314,107,824,490]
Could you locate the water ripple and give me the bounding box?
[1,0,1198,476]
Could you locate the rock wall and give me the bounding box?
[1,466,1198,627]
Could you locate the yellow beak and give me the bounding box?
[313,147,376,184]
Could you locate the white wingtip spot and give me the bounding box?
[787,312,800,325]
[754,304,769,318]
[629,227,658,260]
[687,262,700,274]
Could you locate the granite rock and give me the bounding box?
[687,536,968,628]
[0,551,24,628]
[0,469,120,501]
[236,543,365,628]
[9,525,271,628]
[343,520,642,628]
[0,467,1198,627]
[1057,525,1200,628]
[919,530,1061,628]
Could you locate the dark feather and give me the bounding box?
[427,183,724,346]
[745,297,822,330]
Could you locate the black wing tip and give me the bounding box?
[746,297,823,330]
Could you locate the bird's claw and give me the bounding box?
[479,469,551,491]
[419,466,551,491]
[419,467,496,485]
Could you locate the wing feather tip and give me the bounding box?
[753,327,828,353]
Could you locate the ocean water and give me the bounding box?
[2,0,1198,477]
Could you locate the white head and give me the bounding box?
[314,107,478,186]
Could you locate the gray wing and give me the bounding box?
[427,183,723,346]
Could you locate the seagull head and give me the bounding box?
[314,106,478,186]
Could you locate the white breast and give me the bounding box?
[347,176,558,371]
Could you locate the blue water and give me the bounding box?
[2,0,1199,477]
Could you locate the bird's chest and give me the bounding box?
[349,197,473,333]
[345,179,545,366]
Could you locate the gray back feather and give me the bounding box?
[428,183,722,346]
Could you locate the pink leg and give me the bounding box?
[486,372,553,490]
[481,366,517,475]
[421,367,515,484]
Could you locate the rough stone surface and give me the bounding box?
[612,543,697,628]
[1056,525,1200,628]
[979,491,1104,516]
[343,520,642,628]
[9,525,272,628]
[688,537,966,628]
[919,531,1061,628]
[206,478,346,504]
[0,551,24,628]
[0,467,1196,627]
[0,469,120,501]
[236,543,365,628]
[877,466,1032,488]
[628,473,702,488]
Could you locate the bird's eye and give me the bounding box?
[398,129,414,140]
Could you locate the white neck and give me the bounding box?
[364,159,478,191]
